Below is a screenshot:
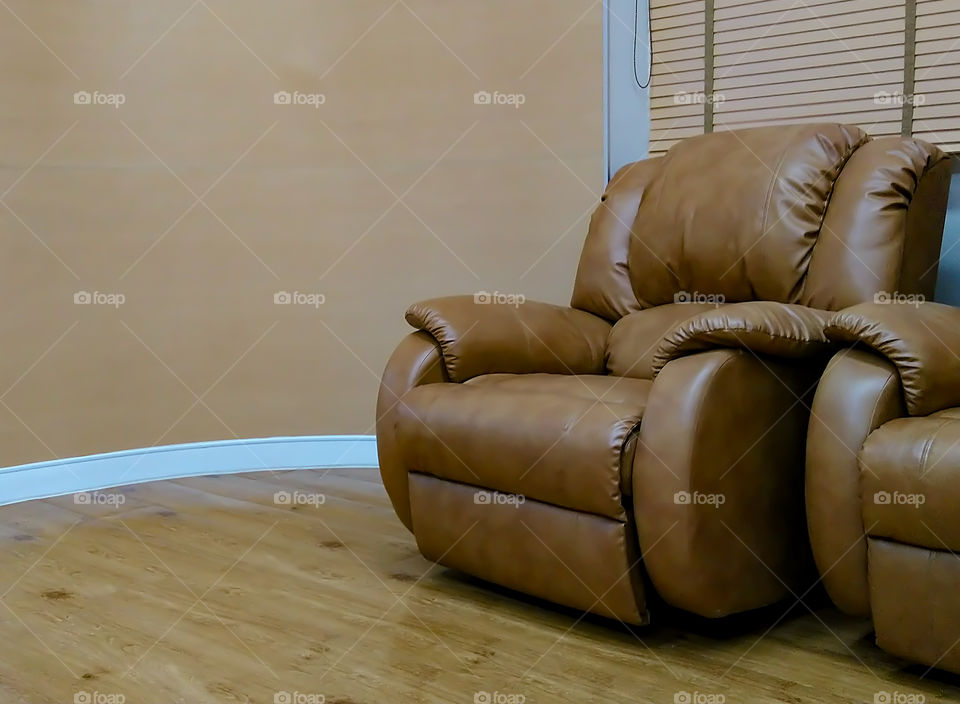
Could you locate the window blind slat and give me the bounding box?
[714,4,903,34]
[715,22,905,55]
[715,0,899,20]
[716,46,904,77]
[715,32,905,65]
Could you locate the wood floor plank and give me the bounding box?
[1,469,958,704]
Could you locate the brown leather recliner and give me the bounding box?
[377,123,952,625]
[808,299,960,673]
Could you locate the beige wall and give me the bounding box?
[0,1,603,465]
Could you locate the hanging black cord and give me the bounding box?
[633,0,652,89]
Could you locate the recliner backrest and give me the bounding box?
[572,123,952,320]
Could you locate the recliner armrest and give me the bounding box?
[826,301,960,416]
[405,295,611,382]
[651,301,833,376]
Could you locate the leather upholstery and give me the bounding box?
[633,349,819,617]
[397,374,649,520]
[606,303,720,379]
[406,296,610,382]
[377,124,952,625]
[802,138,952,310]
[810,302,960,672]
[651,302,834,376]
[856,416,960,674]
[861,414,960,550]
[805,349,904,617]
[571,158,661,321]
[410,474,648,624]
[376,331,449,530]
[869,539,960,675]
[826,301,960,416]
[626,124,867,308]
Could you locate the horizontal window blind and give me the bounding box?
[712,0,905,136]
[648,0,959,153]
[649,0,706,156]
[913,0,960,152]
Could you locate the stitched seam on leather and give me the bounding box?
[918,418,952,482]
[759,144,789,250]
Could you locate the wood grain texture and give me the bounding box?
[1,469,958,704]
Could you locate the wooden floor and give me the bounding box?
[1,469,959,704]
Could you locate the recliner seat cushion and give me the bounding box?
[395,374,651,519]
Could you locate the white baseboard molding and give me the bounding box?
[0,435,379,507]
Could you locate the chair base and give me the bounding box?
[869,538,960,675]
[409,473,649,625]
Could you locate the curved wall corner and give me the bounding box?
[0,435,378,507]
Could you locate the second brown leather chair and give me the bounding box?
[808,300,960,673]
[377,123,952,624]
